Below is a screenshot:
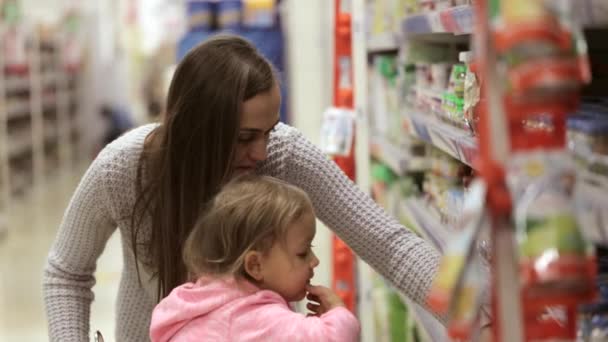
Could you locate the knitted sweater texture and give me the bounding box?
[43,122,440,341]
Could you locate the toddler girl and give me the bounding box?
[149,175,360,341]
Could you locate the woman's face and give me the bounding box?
[233,83,281,176]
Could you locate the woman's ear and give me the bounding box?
[244,251,264,281]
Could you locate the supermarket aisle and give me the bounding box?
[0,165,120,341]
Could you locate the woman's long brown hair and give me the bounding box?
[131,35,276,300]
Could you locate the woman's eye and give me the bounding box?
[238,135,255,143]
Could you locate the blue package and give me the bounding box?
[567,115,608,134]
[218,0,242,30]
[187,0,215,32]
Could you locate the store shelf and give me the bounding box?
[42,95,57,108]
[398,293,449,342]
[401,197,453,252]
[402,5,474,36]
[401,3,604,37]
[404,110,478,167]
[367,32,399,52]
[8,133,33,158]
[370,135,429,174]
[6,76,30,92]
[44,129,58,144]
[10,172,29,195]
[6,101,30,120]
[414,86,443,101]
[42,72,58,86]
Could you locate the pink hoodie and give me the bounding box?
[150,277,360,342]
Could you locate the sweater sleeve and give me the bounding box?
[232,302,360,342]
[43,148,118,341]
[283,129,442,312]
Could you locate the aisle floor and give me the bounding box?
[0,165,120,341]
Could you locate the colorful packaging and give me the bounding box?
[489,0,590,101]
[217,0,243,30]
[427,180,487,314]
[509,152,595,294]
[242,0,276,28]
[460,51,480,134]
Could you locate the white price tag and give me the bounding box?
[320,107,355,156]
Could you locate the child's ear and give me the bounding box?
[244,251,264,281]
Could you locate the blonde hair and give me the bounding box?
[183,175,314,281]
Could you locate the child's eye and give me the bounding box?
[297,245,314,259]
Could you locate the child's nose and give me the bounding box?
[310,252,320,268]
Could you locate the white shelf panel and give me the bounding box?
[367,32,399,52]
[404,110,478,167]
[370,135,429,174]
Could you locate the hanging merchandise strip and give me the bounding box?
[330,0,357,314]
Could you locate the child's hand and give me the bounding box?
[305,285,345,317]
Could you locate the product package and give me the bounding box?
[427,180,489,339]
[509,152,597,340]
[319,107,355,156]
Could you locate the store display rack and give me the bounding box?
[370,134,429,174]
[357,0,608,340]
[0,29,84,231]
[404,110,477,167]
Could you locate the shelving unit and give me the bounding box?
[0,25,85,233]
[404,110,477,167]
[354,0,608,341]
[401,198,450,252]
[370,134,429,174]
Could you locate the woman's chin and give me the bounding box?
[233,167,255,177]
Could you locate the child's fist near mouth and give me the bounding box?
[305,285,345,317]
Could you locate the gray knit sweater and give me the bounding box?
[43,122,441,341]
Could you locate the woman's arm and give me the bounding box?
[43,149,118,341]
[283,130,442,311]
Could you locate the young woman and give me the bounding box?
[150,175,359,341]
[43,34,441,341]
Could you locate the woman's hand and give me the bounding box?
[305,285,345,317]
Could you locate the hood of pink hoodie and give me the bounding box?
[150,277,259,342]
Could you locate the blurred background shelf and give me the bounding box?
[402,5,474,36]
[367,32,399,53]
[400,197,452,252]
[404,111,478,167]
[370,135,429,174]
